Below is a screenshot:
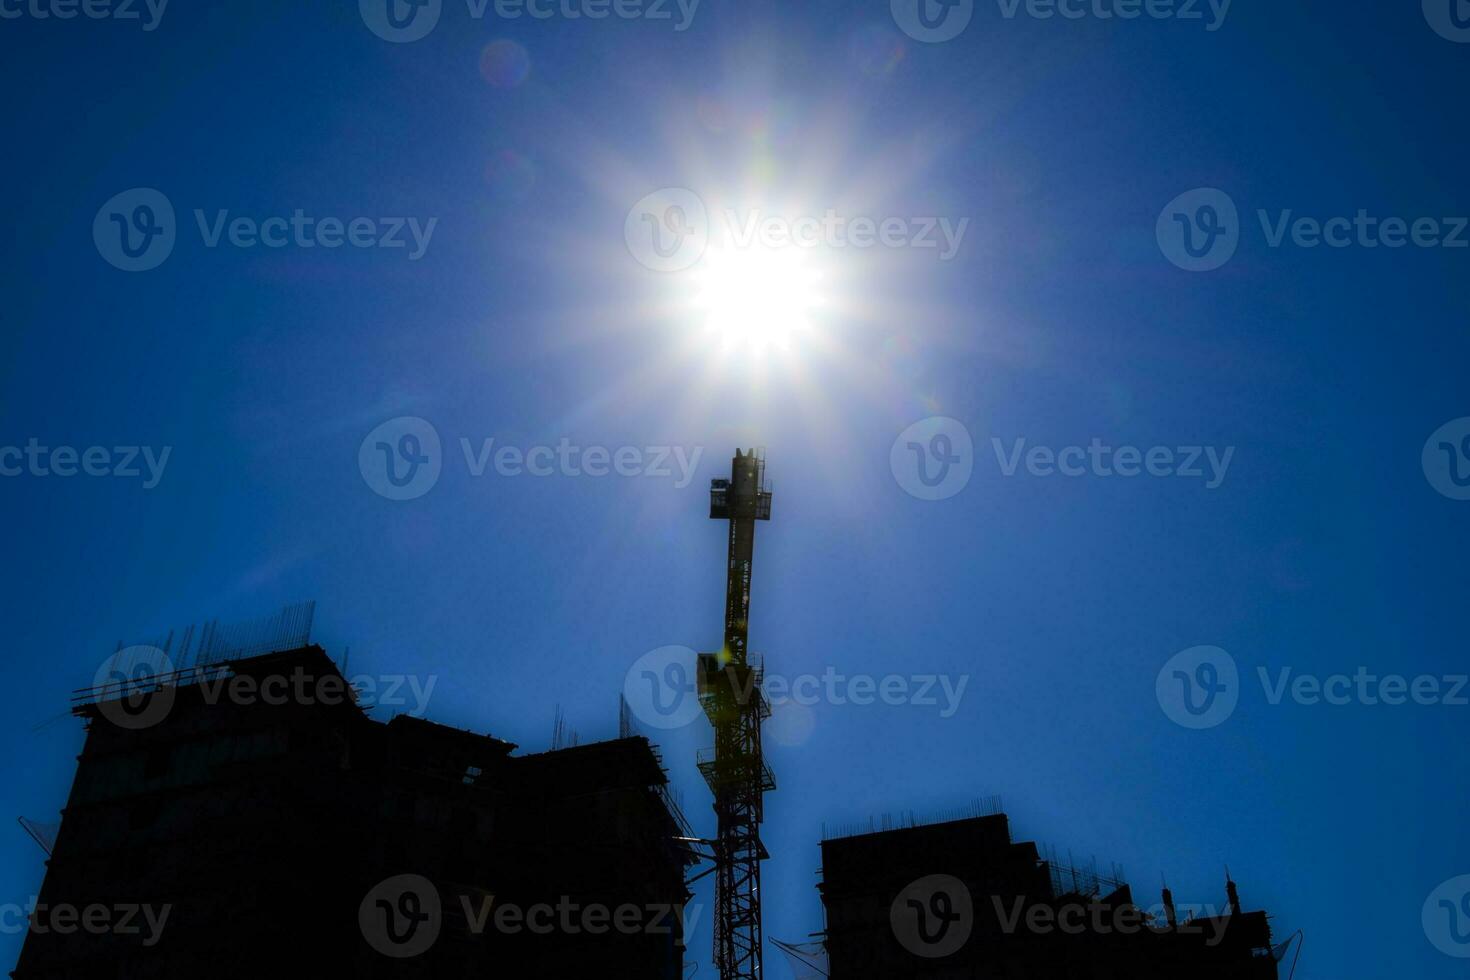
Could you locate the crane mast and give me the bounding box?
[698,448,775,980]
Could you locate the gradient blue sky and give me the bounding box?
[3,1,1468,976]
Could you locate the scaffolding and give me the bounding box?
[70,601,317,712]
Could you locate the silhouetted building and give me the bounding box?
[13,644,694,979]
[818,811,1282,979]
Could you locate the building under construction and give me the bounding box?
[808,809,1292,979]
[13,621,695,978]
[12,452,1292,980]
[12,449,783,980]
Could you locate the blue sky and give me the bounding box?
[2,0,1469,976]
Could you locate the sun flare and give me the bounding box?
[689,243,826,354]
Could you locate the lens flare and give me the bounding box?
[689,244,825,354]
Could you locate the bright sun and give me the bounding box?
[689,243,826,354]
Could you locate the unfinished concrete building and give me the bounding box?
[815,810,1285,979]
[12,626,694,979]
